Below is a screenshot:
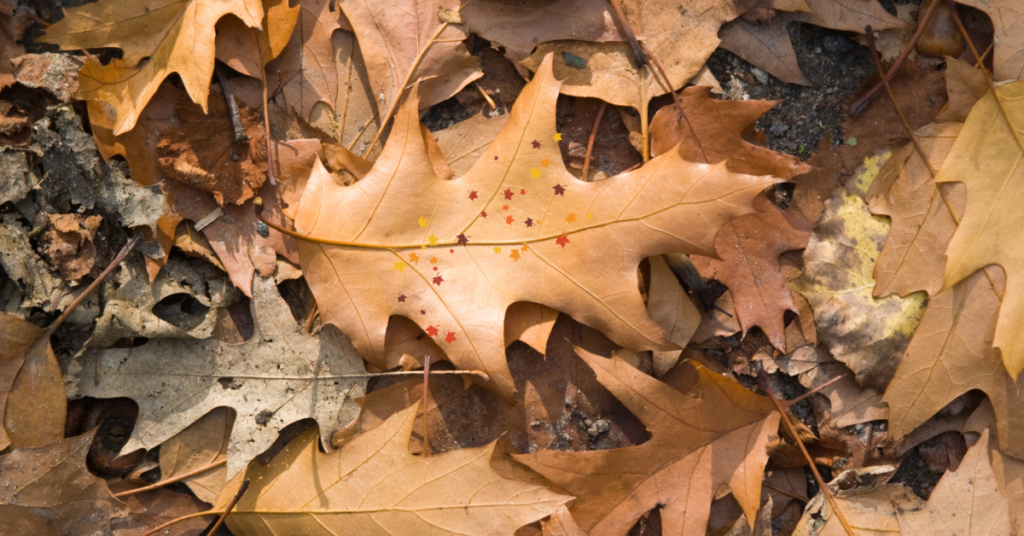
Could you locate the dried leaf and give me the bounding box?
[0,0,23,91]
[718,14,811,86]
[957,0,1024,82]
[221,404,571,535]
[305,29,381,156]
[935,57,988,123]
[649,86,812,178]
[0,313,65,451]
[214,0,299,79]
[790,0,904,33]
[113,489,209,536]
[647,255,701,376]
[515,351,780,536]
[692,195,811,350]
[73,276,367,476]
[936,80,1024,378]
[264,0,341,121]
[157,407,232,503]
[40,0,265,135]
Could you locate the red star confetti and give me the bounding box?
[556,235,570,248]
[449,248,454,253]
[520,189,526,195]
[433,274,444,286]
[503,188,514,200]
[445,331,457,344]
[481,211,488,218]
[553,184,566,196]
[426,325,439,337]
[469,190,478,200]
[506,215,515,225]
[503,205,510,211]
[456,233,469,245]
[397,294,406,302]
[531,140,541,149]
[525,218,534,227]
[433,266,438,271]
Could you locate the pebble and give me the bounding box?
[769,121,789,136]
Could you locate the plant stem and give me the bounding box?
[582,102,607,182]
[113,458,227,498]
[206,480,250,535]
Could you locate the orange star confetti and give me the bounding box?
[430,256,438,264]
[540,158,551,168]
[521,244,530,253]
[394,261,406,272]
[503,205,510,211]
[427,234,439,246]
[417,216,428,228]
[409,253,420,263]
[510,249,521,261]
[506,215,515,225]
[566,212,577,223]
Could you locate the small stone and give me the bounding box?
[256,221,269,237]
[587,419,610,436]
[750,67,769,85]
[769,121,789,136]
[822,35,853,54]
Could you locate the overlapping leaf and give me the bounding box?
[291,55,779,399]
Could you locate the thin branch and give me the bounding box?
[304,303,319,334]
[262,73,277,186]
[215,62,249,143]
[850,0,942,116]
[140,511,220,536]
[474,82,496,111]
[582,102,607,182]
[205,480,250,535]
[782,372,850,408]
[607,0,644,68]
[756,363,857,536]
[763,481,808,502]
[113,459,227,498]
[422,356,432,456]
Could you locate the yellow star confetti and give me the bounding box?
[493,247,501,254]
[586,213,594,219]
[553,132,562,141]
[409,253,420,263]
[566,212,577,223]
[530,168,541,179]
[394,261,406,272]
[417,216,428,228]
[540,158,551,168]
[428,234,439,246]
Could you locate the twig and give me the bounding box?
[763,481,808,502]
[26,11,50,27]
[474,82,496,111]
[850,0,942,116]
[303,303,319,333]
[607,0,644,68]
[783,372,849,407]
[756,363,857,536]
[864,25,1004,300]
[205,480,250,536]
[216,63,249,143]
[637,41,682,112]
[140,511,219,536]
[582,102,607,182]
[113,459,227,498]
[193,207,224,231]
[422,356,432,456]
[262,70,277,186]
[362,21,452,159]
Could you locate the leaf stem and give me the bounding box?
[782,372,849,408]
[756,363,857,536]
[206,480,250,535]
[582,101,607,182]
[112,458,227,498]
[606,0,645,68]
[139,510,222,536]
[421,356,431,456]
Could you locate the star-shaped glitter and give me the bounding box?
[556,235,570,248]
[530,168,541,179]
[449,248,454,253]
[456,233,469,245]
[428,234,439,246]
[540,158,551,168]
[521,244,530,253]
[503,188,514,200]
[433,266,438,271]
[553,132,562,141]
[409,252,420,262]
[469,190,478,200]
[531,140,541,149]
[417,216,428,228]
[420,310,426,315]
[553,184,566,196]
[506,215,515,225]
[481,211,488,218]
[432,274,444,286]
[397,294,406,302]
[394,261,406,272]
[493,247,501,253]
[445,331,457,344]
[426,325,439,337]
[430,256,438,264]
[503,205,510,211]
[525,218,534,227]
[520,189,526,195]
[566,212,577,223]
[510,249,521,261]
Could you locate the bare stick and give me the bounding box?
[782,372,849,408]
[756,363,857,536]
[215,63,249,143]
[474,82,496,111]
[582,102,607,182]
[140,511,219,536]
[763,481,808,502]
[304,303,319,334]
[637,41,682,112]
[850,0,942,116]
[113,459,226,498]
[607,0,644,68]
[205,480,250,535]
[262,71,277,186]
[422,356,432,456]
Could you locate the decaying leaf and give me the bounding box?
[692,195,811,350]
[338,0,482,115]
[221,404,571,536]
[649,86,812,178]
[156,407,232,503]
[718,14,811,86]
[792,158,926,391]
[214,0,299,80]
[647,255,702,376]
[0,313,65,451]
[40,0,265,135]
[793,470,922,536]
[936,80,1024,379]
[72,276,367,476]
[0,432,128,535]
[0,0,23,91]
[263,0,340,121]
[956,0,1024,82]
[292,55,778,400]
[515,350,780,536]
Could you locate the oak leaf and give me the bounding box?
[718,14,811,86]
[789,0,904,33]
[515,350,780,536]
[956,0,1024,82]
[263,0,341,121]
[40,0,265,135]
[154,407,232,503]
[214,0,299,81]
[692,195,811,350]
[936,81,1024,379]
[935,57,988,123]
[290,55,779,399]
[649,86,812,179]
[647,255,702,376]
[305,29,381,156]
[792,167,926,391]
[338,0,482,115]
[0,313,65,451]
[72,276,367,476]
[220,404,571,536]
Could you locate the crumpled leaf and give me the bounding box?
[215,0,299,80]
[220,404,572,536]
[263,0,340,121]
[649,86,812,179]
[40,0,265,135]
[515,350,780,536]
[692,195,811,350]
[0,214,69,314]
[39,213,104,281]
[956,0,1024,82]
[293,55,778,400]
[338,0,482,115]
[11,52,81,102]
[792,160,926,391]
[866,122,963,298]
[521,1,754,109]
[936,80,1024,379]
[72,276,367,477]
[0,432,128,535]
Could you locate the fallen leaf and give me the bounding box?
[504,302,561,354]
[434,112,510,177]
[264,0,340,121]
[293,55,778,400]
[935,80,1024,378]
[0,313,65,451]
[0,432,128,535]
[718,14,812,86]
[542,504,588,536]
[39,213,104,281]
[956,0,1024,82]
[649,86,812,178]
[692,195,811,350]
[215,0,298,80]
[515,350,780,536]
[646,255,702,376]
[521,1,753,110]
[0,0,22,91]
[113,489,210,536]
[221,404,571,535]
[792,170,926,391]
[73,276,367,476]
[853,4,918,61]
[790,0,904,33]
[11,52,81,102]
[793,475,922,536]
[866,122,963,298]
[964,401,1024,534]
[935,57,988,123]
[40,0,265,135]
[338,0,482,115]
[156,407,232,503]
